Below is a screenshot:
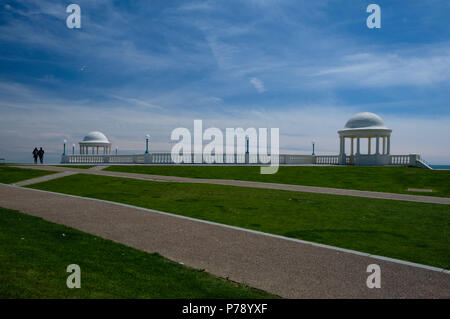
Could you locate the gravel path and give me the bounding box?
[13,165,450,205]
[89,165,110,171]
[13,171,78,186]
[0,183,448,298]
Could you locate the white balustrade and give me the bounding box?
[389,155,410,165]
[61,153,420,167]
[314,155,339,165]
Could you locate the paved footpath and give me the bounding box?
[0,183,448,298]
[12,165,450,205]
[14,171,78,187]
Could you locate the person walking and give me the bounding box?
[32,147,38,164]
[38,147,45,164]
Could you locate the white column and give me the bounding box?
[356,136,360,155]
[339,136,344,155]
[376,136,380,155]
[343,137,346,154]
[350,137,354,155]
[368,137,371,154]
[387,136,391,155]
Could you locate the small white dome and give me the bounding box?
[344,112,387,129]
[82,131,110,143]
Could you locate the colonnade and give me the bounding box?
[79,144,112,155]
[339,135,390,156]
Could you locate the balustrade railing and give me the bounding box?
[314,155,339,165]
[389,155,410,165]
[61,153,421,167]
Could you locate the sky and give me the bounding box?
[0,0,449,164]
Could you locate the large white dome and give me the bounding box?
[344,112,387,129]
[82,131,110,143]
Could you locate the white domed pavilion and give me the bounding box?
[61,116,425,168]
[338,112,392,166]
[79,131,112,155]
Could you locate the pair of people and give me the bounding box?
[32,147,45,164]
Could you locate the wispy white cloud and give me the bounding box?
[249,77,266,93]
[206,36,241,71]
[313,49,450,88]
[0,0,187,74]
[109,95,161,110]
[178,1,214,11]
[1,1,449,164]
[1,81,449,164]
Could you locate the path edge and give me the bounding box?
[1,182,448,274]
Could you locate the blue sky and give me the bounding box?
[1,0,449,163]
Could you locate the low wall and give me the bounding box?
[61,153,318,165]
[389,154,421,167]
[354,154,390,166]
[61,153,424,167]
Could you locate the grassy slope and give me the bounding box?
[0,207,273,298]
[105,166,450,198]
[29,174,450,269]
[0,166,55,184]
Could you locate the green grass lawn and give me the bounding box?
[0,166,55,184]
[0,206,273,298]
[29,174,450,269]
[105,166,450,198]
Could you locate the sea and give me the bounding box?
[430,165,450,170]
